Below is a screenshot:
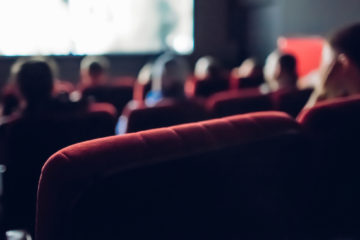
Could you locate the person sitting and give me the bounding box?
[5,59,84,119]
[262,51,298,93]
[133,62,153,102]
[145,53,189,106]
[188,56,229,97]
[116,54,206,134]
[231,58,264,89]
[306,23,360,108]
[79,55,110,89]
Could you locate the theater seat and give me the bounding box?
[0,104,117,235]
[37,112,312,240]
[271,88,313,117]
[298,95,360,237]
[187,77,230,98]
[118,99,208,134]
[82,85,133,114]
[230,76,264,90]
[207,89,272,118]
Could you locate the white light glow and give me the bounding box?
[0,0,194,56]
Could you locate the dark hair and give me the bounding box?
[89,62,105,77]
[329,23,360,68]
[279,54,297,73]
[17,61,54,103]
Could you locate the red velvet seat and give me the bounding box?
[207,89,272,117]
[82,85,133,114]
[298,95,360,237]
[36,112,311,240]
[271,88,313,117]
[133,81,151,101]
[118,99,208,134]
[0,103,117,234]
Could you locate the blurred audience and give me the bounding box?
[306,23,360,107]
[146,53,189,106]
[133,62,153,102]
[187,56,228,97]
[15,60,57,115]
[80,56,111,89]
[194,56,222,80]
[1,59,85,120]
[262,51,298,93]
[231,58,264,89]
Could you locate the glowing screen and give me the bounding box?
[0,0,194,56]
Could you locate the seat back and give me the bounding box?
[272,88,313,117]
[120,100,208,133]
[207,89,272,117]
[193,77,229,98]
[298,95,360,237]
[82,85,133,114]
[231,76,264,90]
[37,112,312,240]
[0,105,116,233]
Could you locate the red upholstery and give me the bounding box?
[36,112,311,240]
[119,99,208,133]
[0,103,116,234]
[271,88,313,117]
[298,95,360,236]
[207,89,272,117]
[133,81,151,101]
[82,85,133,114]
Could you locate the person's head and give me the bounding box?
[236,58,262,78]
[194,56,222,80]
[152,53,189,99]
[80,56,110,87]
[319,23,360,98]
[16,60,54,105]
[264,51,298,91]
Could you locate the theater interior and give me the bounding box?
[1,0,360,239]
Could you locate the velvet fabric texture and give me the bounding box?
[36,111,311,240]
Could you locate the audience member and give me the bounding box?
[188,56,228,97]
[306,23,360,107]
[194,56,222,80]
[133,62,153,101]
[80,56,110,89]
[230,58,264,89]
[146,53,189,106]
[262,51,298,93]
[5,59,83,118]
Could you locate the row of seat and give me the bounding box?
[0,85,313,234]
[36,95,360,240]
[83,75,266,115]
[120,88,313,133]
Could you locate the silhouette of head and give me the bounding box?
[16,60,54,105]
[152,53,189,99]
[80,56,110,87]
[305,23,360,107]
[314,23,360,99]
[195,56,222,80]
[264,51,298,91]
[237,58,263,78]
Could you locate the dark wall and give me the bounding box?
[280,0,360,36]
[241,0,360,61]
